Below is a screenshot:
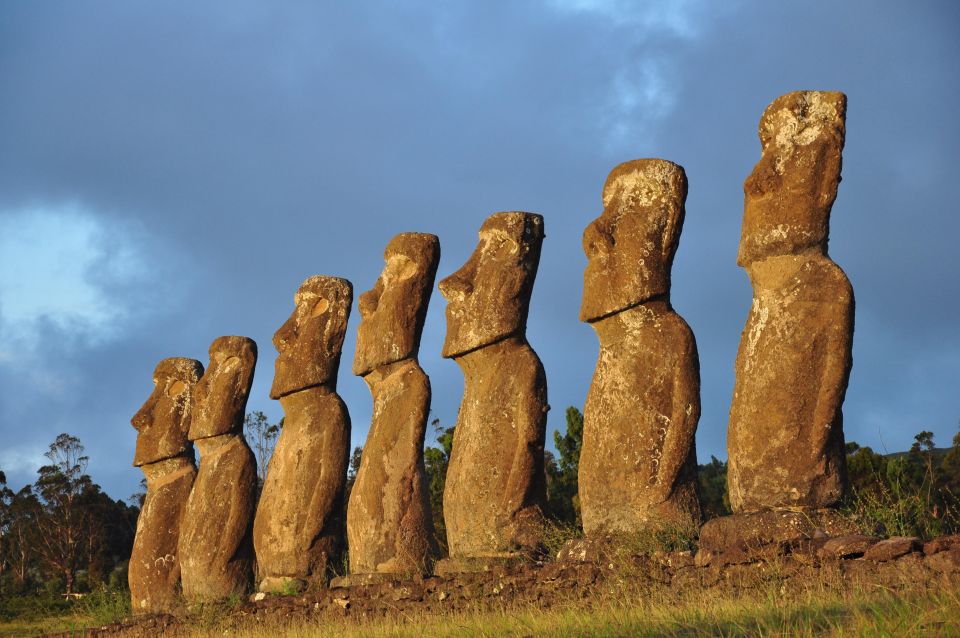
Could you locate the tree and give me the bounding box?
[545,407,583,524]
[697,456,730,519]
[344,446,363,501]
[5,486,40,590]
[424,418,455,555]
[0,470,12,593]
[32,433,96,595]
[244,411,282,490]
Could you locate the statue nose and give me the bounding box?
[583,218,612,258]
[273,314,298,351]
[439,273,472,302]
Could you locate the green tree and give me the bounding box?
[244,411,282,491]
[940,423,960,495]
[424,418,454,555]
[697,456,730,519]
[31,434,97,594]
[545,407,583,525]
[344,445,364,501]
[0,470,11,593]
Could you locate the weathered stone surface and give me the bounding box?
[354,233,440,376]
[578,159,702,536]
[819,534,877,559]
[728,91,853,513]
[924,535,960,556]
[270,276,353,400]
[129,357,203,614]
[254,277,352,589]
[863,536,920,562]
[348,232,440,578]
[132,358,205,467]
[179,336,258,601]
[698,509,857,557]
[439,212,548,559]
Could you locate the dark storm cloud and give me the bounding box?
[0,0,957,498]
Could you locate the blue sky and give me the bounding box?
[0,1,957,499]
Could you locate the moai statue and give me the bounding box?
[253,276,352,592]
[129,357,203,614]
[347,233,440,579]
[701,91,855,555]
[727,91,853,512]
[578,159,702,537]
[178,336,258,601]
[438,212,548,567]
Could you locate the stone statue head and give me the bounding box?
[439,212,544,359]
[189,336,258,440]
[271,276,352,399]
[580,159,687,322]
[131,357,204,467]
[738,90,846,267]
[353,233,440,376]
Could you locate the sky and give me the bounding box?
[0,1,957,501]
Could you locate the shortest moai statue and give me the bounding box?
[129,357,203,614]
[438,212,548,566]
[578,159,702,537]
[178,336,258,601]
[702,91,855,556]
[347,233,440,578]
[253,276,352,592]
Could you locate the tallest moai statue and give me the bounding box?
[727,91,854,514]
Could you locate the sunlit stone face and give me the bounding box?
[580,159,687,322]
[738,91,846,267]
[131,357,204,466]
[189,336,257,440]
[353,233,439,377]
[271,276,352,398]
[439,212,544,359]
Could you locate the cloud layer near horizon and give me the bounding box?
[1,1,957,498]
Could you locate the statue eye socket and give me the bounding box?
[309,298,330,318]
[165,380,186,398]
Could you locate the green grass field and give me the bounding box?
[182,586,958,637]
[2,571,957,637]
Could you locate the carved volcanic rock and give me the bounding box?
[727,91,853,513]
[348,234,439,576]
[254,277,353,590]
[578,159,702,536]
[179,337,258,601]
[439,212,548,559]
[129,357,203,614]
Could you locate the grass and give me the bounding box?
[2,570,957,637]
[179,583,959,637]
[0,588,131,637]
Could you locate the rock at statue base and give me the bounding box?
[727,90,853,513]
[179,336,258,601]
[254,276,353,588]
[129,357,203,614]
[348,233,439,577]
[578,159,702,537]
[439,212,549,562]
[697,509,858,565]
